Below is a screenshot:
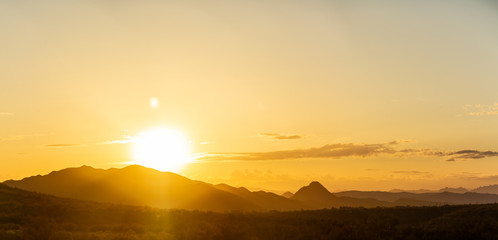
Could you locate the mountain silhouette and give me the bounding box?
[292,181,333,201]
[472,184,498,194]
[291,181,401,208]
[281,191,294,198]
[334,190,498,205]
[214,184,304,211]
[439,187,468,193]
[4,165,259,211]
[5,165,497,211]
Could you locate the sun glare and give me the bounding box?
[150,97,159,108]
[132,128,192,172]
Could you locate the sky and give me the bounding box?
[1,0,498,192]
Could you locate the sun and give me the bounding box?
[132,128,192,172]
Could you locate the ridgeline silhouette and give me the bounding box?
[4,165,498,212]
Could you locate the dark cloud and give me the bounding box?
[364,168,378,171]
[46,144,80,147]
[197,141,498,162]
[392,171,429,175]
[259,133,302,140]
[199,142,398,161]
[447,150,498,161]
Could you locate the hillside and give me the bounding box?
[291,182,434,208]
[1,183,498,240]
[5,165,498,212]
[4,165,259,211]
[334,190,498,205]
[214,184,304,211]
[473,184,498,195]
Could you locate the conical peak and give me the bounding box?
[309,181,324,188]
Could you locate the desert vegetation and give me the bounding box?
[1,184,498,240]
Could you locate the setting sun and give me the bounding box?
[132,128,192,172]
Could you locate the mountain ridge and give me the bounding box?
[4,165,498,211]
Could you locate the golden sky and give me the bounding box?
[1,0,498,192]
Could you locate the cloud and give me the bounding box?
[464,103,498,116]
[196,140,498,162]
[259,133,302,140]
[199,141,399,161]
[0,112,14,116]
[99,135,135,145]
[46,144,80,147]
[446,150,498,161]
[392,171,430,175]
[364,168,378,171]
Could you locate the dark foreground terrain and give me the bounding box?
[1,183,498,240]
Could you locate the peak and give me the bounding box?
[281,191,294,198]
[122,164,149,170]
[291,181,334,201]
[120,165,163,173]
[79,165,94,169]
[309,181,324,188]
[306,181,329,191]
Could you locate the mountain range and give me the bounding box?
[4,165,498,212]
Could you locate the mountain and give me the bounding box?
[281,191,294,198]
[334,190,498,205]
[439,187,468,193]
[472,184,498,194]
[292,181,334,202]
[291,182,401,208]
[389,189,434,193]
[7,165,495,211]
[9,166,409,211]
[3,165,260,212]
[214,184,304,211]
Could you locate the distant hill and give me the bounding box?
[334,190,498,205]
[6,165,497,211]
[472,184,498,194]
[214,184,304,211]
[290,182,413,208]
[4,165,259,212]
[9,166,411,211]
[389,189,434,193]
[439,187,468,193]
[281,191,294,198]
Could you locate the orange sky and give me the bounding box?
[1,0,498,192]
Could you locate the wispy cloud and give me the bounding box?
[199,141,400,161]
[0,112,14,116]
[46,144,80,147]
[446,150,498,161]
[364,168,379,171]
[196,141,498,162]
[392,171,430,175]
[464,103,498,116]
[259,133,303,140]
[99,135,135,145]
